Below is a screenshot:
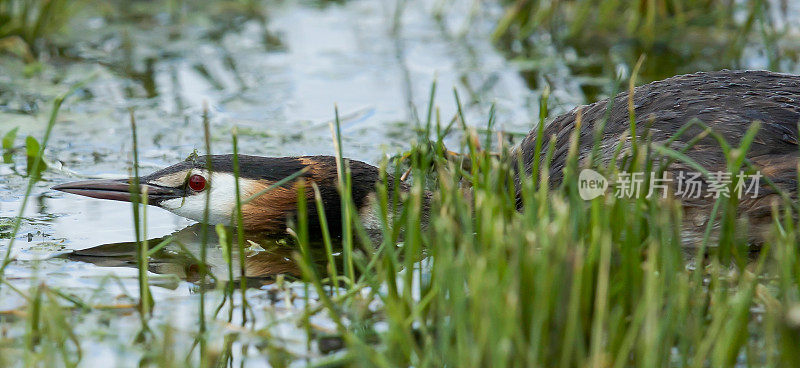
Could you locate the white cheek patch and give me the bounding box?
[158,172,260,225]
[150,171,192,188]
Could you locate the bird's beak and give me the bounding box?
[52,179,182,204]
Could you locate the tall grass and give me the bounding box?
[5,77,800,366]
[195,104,213,367]
[284,81,800,366]
[230,128,249,325]
[127,111,154,340]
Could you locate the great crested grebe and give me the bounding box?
[53,70,800,245]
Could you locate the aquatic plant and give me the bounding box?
[0,0,79,60]
[491,0,799,96]
[285,79,800,367]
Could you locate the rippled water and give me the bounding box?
[1,0,536,268]
[0,0,537,365]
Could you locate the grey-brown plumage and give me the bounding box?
[514,70,800,245]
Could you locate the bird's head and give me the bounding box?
[53,154,388,235]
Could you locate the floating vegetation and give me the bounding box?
[0,0,80,60]
[492,0,800,100]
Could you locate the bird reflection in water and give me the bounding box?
[67,223,337,287]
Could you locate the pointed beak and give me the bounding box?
[52,179,182,204]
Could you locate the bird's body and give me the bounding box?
[515,70,800,245]
[54,70,800,246]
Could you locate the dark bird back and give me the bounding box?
[514,70,800,245]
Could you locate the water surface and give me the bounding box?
[0,0,535,365]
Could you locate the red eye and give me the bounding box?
[188,174,206,191]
